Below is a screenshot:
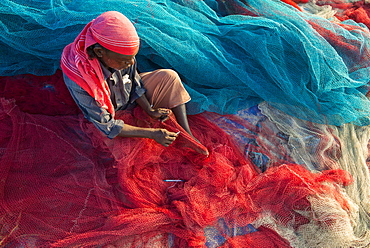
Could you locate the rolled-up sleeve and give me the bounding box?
[63,73,124,139]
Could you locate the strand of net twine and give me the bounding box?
[164,180,184,194]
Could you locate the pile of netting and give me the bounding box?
[1,0,370,125]
[2,0,370,247]
[313,0,370,27]
[1,71,369,247]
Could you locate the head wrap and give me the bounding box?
[61,11,140,116]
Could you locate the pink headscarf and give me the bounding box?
[61,11,140,116]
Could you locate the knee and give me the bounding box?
[156,69,181,84]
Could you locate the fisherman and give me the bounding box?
[61,11,197,147]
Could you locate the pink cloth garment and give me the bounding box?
[60,11,140,116]
[140,69,191,109]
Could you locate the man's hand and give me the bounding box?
[151,129,178,147]
[135,95,170,122]
[147,108,171,122]
[118,124,178,147]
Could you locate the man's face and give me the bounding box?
[94,46,137,70]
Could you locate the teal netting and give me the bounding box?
[1,0,370,125]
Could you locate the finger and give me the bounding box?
[167,132,178,138]
[159,110,170,116]
[160,115,169,122]
[166,136,176,142]
[158,107,170,112]
[164,140,174,146]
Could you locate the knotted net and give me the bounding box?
[1,0,370,125]
[0,72,368,247]
[2,0,370,247]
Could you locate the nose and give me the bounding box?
[125,58,135,66]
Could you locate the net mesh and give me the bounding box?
[258,101,370,244]
[1,0,370,125]
[2,0,370,247]
[1,71,369,247]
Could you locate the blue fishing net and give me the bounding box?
[1,0,370,125]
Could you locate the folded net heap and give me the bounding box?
[1,0,370,247]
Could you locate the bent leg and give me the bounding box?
[140,69,194,135]
[171,103,193,136]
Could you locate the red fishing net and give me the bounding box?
[0,72,357,247]
[316,0,370,29]
[281,0,309,10]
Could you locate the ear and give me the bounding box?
[93,46,105,58]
